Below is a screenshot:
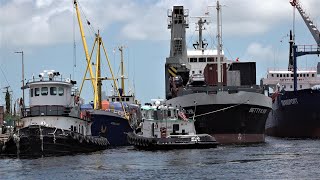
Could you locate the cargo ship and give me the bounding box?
[165,3,272,144]
[262,0,320,138]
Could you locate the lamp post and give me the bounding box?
[14,51,24,109]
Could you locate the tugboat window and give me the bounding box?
[58,87,64,96]
[35,88,40,96]
[41,87,48,96]
[31,88,33,97]
[50,87,57,95]
[117,98,120,101]
[190,58,197,62]
[126,98,129,101]
[312,74,315,77]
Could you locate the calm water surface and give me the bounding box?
[1,137,320,179]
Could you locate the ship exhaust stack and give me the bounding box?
[165,6,190,99]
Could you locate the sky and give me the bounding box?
[1,0,320,106]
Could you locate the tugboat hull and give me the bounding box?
[266,89,320,138]
[1,125,108,157]
[127,132,218,150]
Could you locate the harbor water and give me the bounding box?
[1,136,320,179]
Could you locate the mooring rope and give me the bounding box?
[194,100,249,118]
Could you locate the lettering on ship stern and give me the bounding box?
[249,108,267,114]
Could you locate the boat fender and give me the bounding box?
[85,136,90,143]
[78,135,83,143]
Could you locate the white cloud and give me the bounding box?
[1,0,320,47]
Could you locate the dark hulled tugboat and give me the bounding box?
[127,100,218,150]
[1,70,108,157]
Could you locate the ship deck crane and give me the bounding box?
[290,0,320,91]
[73,0,128,118]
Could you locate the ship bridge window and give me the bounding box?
[303,74,306,77]
[58,87,64,96]
[291,74,293,77]
[271,74,274,77]
[126,98,129,101]
[116,98,120,101]
[31,88,34,97]
[199,58,206,62]
[312,74,315,77]
[287,74,289,77]
[190,58,197,63]
[207,57,214,62]
[35,88,40,96]
[192,71,195,74]
[121,98,124,101]
[50,87,57,95]
[280,74,282,77]
[41,87,48,96]
[277,74,279,77]
[307,74,309,77]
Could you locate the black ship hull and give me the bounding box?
[166,91,272,144]
[266,89,320,138]
[1,125,108,157]
[127,132,218,150]
[90,110,133,146]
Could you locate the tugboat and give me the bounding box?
[165,4,272,144]
[127,100,218,150]
[262,0,320,138]
[1,70,108,157]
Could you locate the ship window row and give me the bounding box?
[282,84,302,90]
[188,57,223,63]
[110,97,130,102]
[30,87,64,97]
[270,73,315,78]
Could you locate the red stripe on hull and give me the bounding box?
[212,134,265,144]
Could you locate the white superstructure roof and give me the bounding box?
[187,49,225,56]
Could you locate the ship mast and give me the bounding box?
[119,46,126,96]
[216,0,223,87]
[74,0,128,117]
[192,17,208,51]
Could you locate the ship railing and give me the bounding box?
[21,105,72,118]
[296,44,320,52]
[26,76,73,84]
[267,67,317,71]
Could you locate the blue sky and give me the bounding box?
[1,0,320,106]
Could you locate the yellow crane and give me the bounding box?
[73,0,129,119]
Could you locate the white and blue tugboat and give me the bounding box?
[127,100,218,150]
[1,70,108,157]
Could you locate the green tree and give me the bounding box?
[5,89,10,114]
